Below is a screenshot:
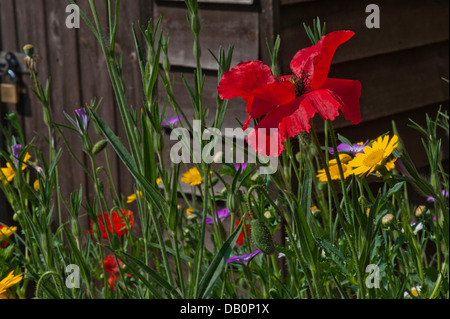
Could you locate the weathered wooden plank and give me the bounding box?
[259,0,280,66]
[0,0,18,50]
[114,0,153,203]
[13,0,49,151]
[77,0,122,210]
[279,0,449,73]
[154,4,259,69]
[43,0,86,211]
[0,0,19,225]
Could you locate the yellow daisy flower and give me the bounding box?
[0,164,15,184]
[127,191,143,204]
[126,179,162,203]
[0,271,23,299]
[0,225,17,242]
[181,167,204,186]
[316,154,354,183]
[348,135,398,176]
[33,180,40,191]
[186,208,197,220]
[0,153,32,185]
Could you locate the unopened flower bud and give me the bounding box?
[264,211,273,219]
[226,190,242,214]
[23,44,34,58]
[415,205,426,218]
[251,219,275,255]
[191,15,201,35]
[92,139,109,155]
[71,218,81,238]
[154,132,164,154]
[382,213,395,227]
[213,151,223,164]
[298,132,311,147]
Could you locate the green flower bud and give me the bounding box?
[251,219,275,255]
[226,190,242,214]
[92,139,109,155]
[23,44,34,58]
[163,55,171,73]
[71,218,80,238]
[13,210,22,222]
[191,15,201,35]
[298,132,312,147]
[154,132,164,154]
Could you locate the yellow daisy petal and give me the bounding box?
[181,167,203,186]
[0,271,23,296]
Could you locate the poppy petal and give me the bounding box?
[291,31,355,89]
[301,89,343,122]
[321,78,362,125]
[242,80,296,130]
[246,97,315,156]
[218,61,275,113]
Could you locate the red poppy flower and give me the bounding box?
[102,255,124,275]
[88,209,134,239]
[108,275,120,291]
[218,31,362,157]
[235,220,251,246]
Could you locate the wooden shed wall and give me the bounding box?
[1,0,449,224]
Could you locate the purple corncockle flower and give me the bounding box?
[162,116,183,127]
[205,208,230,225]
[11,144,22,168]
[427,189,449,203]
[234,163,247,172]
[74,108,88,133]
[227,250,262,266]
[329,140,370,156]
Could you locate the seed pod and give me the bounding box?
[226,190,242,214]
[251,219,275,255]
[92,139,108,155]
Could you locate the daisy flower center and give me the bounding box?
[363,149,385,167]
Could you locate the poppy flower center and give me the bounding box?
[289,71,312,96]
[363,149,384,167]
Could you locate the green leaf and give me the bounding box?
[197,220,243,299]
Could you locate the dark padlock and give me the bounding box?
[1,70,20,104]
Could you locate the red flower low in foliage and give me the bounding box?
[102,255,132,292]
[87,208,135,239]
[235,218,251,246]
[218,31,362,157]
